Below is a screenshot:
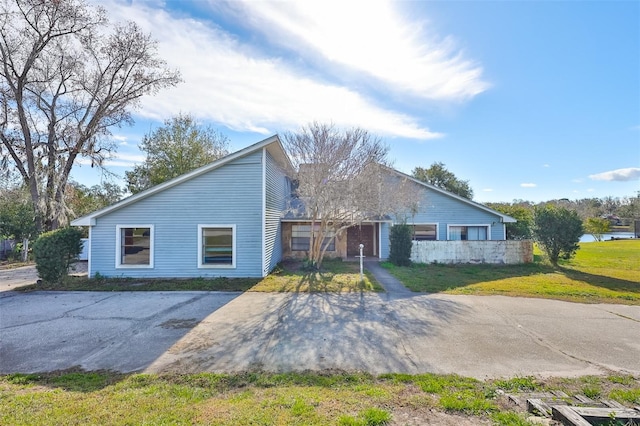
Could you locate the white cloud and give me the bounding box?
[98,0,442,140]
[113,135,129,146]
[542,164,550,168]
[589,167,640,182]
[482,188,493,192]
[520,183,536,188]
[220,0,489,102]
[571,178,583,183]
[77,152,146,168]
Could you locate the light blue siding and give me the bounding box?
[263,150,287,274]
[90,151,264,278]
[380,222,390,259]
[404,184,507,241]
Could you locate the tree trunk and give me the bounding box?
[21,238,29,262]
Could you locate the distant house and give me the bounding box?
[71,135,520,278]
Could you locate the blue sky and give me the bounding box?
[74,0,640,203]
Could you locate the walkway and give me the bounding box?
[363,260,414,298]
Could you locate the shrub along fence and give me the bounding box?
[411,240,534,265]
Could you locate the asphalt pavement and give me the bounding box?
[1,287,638,378]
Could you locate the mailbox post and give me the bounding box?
[359,243,365,282]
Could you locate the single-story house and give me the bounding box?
[71,135,518,278]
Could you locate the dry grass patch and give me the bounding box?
[250,259,383,293]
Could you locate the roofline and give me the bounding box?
[280,218,393,223]
[71,135,290,226]
[381,165,517,223]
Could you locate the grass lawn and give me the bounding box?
[249,259,382,293]
[382,240,640,305]
[16,259,381,293]
[1,371,638,426]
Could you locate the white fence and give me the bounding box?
[411,240,533,265]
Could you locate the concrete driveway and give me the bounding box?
[0,265,40,292]
[1,289,639,378]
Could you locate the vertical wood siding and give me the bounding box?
[90,151,264,278]
[263,150,287,275]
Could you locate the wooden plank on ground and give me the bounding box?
[574,394,594,404]
[507,394,522,406]
[571,406,640,420]
[600,399,625,409]
[551,406,592,426]
[527,398,552,416]
[552,390,570,399]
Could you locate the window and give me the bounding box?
[116,225,153,268]
[291,224,335,251]
[412,224,437,241]
[198,225,235,268]
[448,225,489,241]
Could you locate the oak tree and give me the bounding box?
[125,114,229,194]
[0,0,181,232]
[412,162,474,199]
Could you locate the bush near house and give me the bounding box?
[389,224,412,266]
[33,227,83,283]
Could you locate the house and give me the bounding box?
[71,135,519,278]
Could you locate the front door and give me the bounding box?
[347,225,375,257]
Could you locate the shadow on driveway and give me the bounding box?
[146,291,469,374]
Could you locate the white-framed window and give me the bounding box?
[447,225,490,241]
[198,225,236,268]
[291,224,335,251]
[116,225,154,268]
[411,224,438,241]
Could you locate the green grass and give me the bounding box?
[17,275,261,292]
[1,371,637,425]
[16,259,381,293]
[249,259,383,293]
[382,240,640,304]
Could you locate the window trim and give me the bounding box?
[446,224,491,241]
[115,225,154,269]
[198,224,236,269]
[290,223,336,252]
[410,223,439,241]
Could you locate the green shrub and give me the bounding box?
[389,224,412,266]
[33,227,83,283]
[532,205,583,265]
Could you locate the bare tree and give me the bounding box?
[0,0,181,232]
[284,122,419,269]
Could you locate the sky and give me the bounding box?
[73,0,640,203]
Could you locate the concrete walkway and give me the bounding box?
[364,260,414,298]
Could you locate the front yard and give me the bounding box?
[15,259,381,293]
[1,371,639,426]
[13,240,639,305]
[383,240,640,305]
